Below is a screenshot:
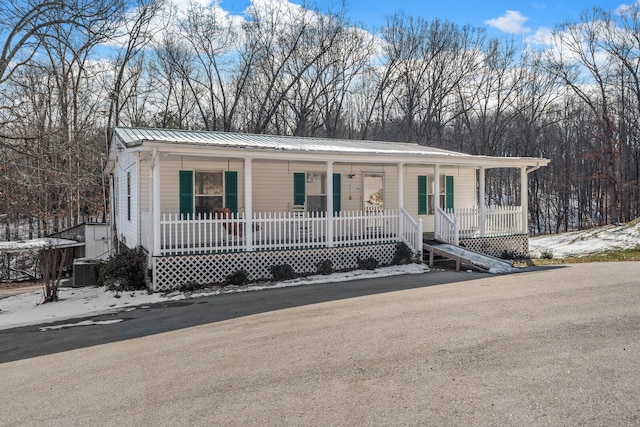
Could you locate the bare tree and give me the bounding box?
[366,14,485,144]
[0,0,124,87]
[546,8,622,224]
[240,1,344,134]
[105,0,165,143]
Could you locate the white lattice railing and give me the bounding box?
[159,209,420,256]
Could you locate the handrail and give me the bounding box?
[435,207,459,245]
[399,207,422,255]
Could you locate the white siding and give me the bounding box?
[148,155,477,233]
[114,150,139,249]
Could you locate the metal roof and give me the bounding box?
[111,127,550,167]
[114,127,473,157]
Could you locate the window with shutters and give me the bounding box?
[294,172,340,214]
[194,171,223,215]
[306,172,327,213]
[423,174,453,214]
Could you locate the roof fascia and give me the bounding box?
[137,140,549,169]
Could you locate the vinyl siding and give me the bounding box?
[114,150,138,249]
[145,157,477,233]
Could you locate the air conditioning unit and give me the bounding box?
[73,258,101,287]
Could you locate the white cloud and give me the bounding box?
[615,1,640,16]
[484,10,531,35]
[525,26,554,46]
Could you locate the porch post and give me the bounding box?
[244,157,253,251]
[479,166,486,237]
[326,161,334,247]
[152,149,161,256]
[397,162,404,238]
[434,163,440,236]
[397,162,404,208]
[521,166,528,234]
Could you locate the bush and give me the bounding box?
[392,242,413,265]
[270,264,295,281]
[540,249,554,259]
[100,246,148,291]
[179,281,202,292]
[316,259,333,275]
[224,269,249,287]
[500,250,518,260]
[357,257,379,270]
[93,261,107,287]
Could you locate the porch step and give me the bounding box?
[422,241,517,274]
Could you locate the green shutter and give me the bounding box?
[179,170,193,219]
[225,171,238,213]
[333,173,341,214]
[445,175,454,210]
[418,175,427,214]
[293,172,306,206]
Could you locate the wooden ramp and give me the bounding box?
[423,241,517,273]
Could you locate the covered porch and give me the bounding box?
[145,153,537,257]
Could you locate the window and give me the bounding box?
[363,173,384,211]
[126,172,131,221]
[195,171,223,215]
[294,172,340,214]
[420,174,453,214]
[306,172,326,213]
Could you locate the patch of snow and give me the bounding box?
[39,319,124,331]
[529,222,640,258]
[0,237,80,253]
[0,264,428,331]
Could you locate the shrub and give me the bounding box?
[224,269,249,287]
[540,249,554,259]
[500,250,518,260]
[100,246,148,291]
[270,264,295,281]
[392,242,413,265]
[357,257,379,270]
[316,259,333,275]
[179,281,202,292]
[93,261,107,287]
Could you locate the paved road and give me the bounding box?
[1,262,639,426]
[0,269,487,363]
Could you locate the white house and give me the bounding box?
[105,127,549,291]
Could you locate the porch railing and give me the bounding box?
[399,207,423,254]
[436,206,524,244]
[158,209,422,256]
[435,207,459,245]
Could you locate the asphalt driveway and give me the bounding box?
[1,262,639,426]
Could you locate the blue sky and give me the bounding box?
[216,0,629,35]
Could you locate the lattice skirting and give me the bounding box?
[459,234,529,259]
[152,244,396,291]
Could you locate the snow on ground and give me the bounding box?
[529,222,640,258]
[0,237,80,252]
[0,264,428,331]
